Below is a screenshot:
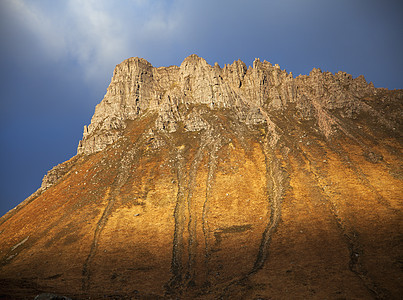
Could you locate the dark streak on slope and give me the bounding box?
[219,111,287,299]
[166,146,187,295]
[201,143,218,290]
[82,140,141,291]
[81,188,114,291]
[185,141,206,287]
[250,147,283,274]
[250,109,285,274]
[300,142,389,300]
[331,140,401,217]
[273,108,391,298]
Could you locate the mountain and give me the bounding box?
[0,54,402,299]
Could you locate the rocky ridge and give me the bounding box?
[42,54,399,193]
[40,55,401,193]
[76,54,381,155]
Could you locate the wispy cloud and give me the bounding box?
[65,0,131,80]
[3,0,184,83]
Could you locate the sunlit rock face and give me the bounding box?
[76,54,380,155]
[0,55,402,299]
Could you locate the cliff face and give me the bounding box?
[76,54,383,155]
[1,55,402,299]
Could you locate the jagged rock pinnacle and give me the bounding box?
[76,55,377,155]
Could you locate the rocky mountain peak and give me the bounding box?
[76,55,380,156]
[1,55,402,299]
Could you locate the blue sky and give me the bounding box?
[0,0,402,216]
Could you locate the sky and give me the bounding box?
[0,0,402,217]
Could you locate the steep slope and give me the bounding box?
[0,55,402,299]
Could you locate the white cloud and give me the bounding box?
[65,0,131,80]
[5,0,189,85]
[3,0,185,83]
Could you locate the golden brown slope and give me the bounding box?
[0,56,402,299]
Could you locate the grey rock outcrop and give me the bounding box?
[41,157,78,191]
[77,54,381,155]
[34,293,72,300]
